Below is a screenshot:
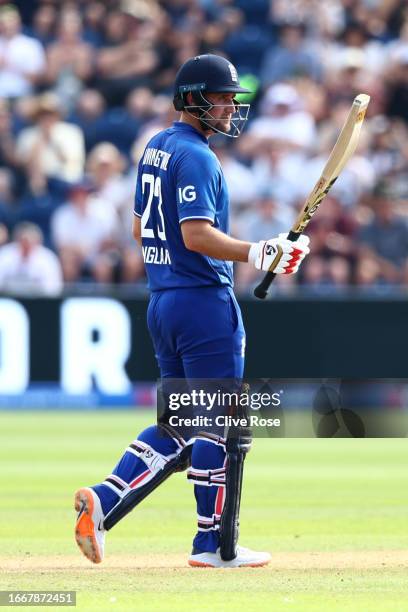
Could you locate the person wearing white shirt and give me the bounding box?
[16,92,85,182]
[51,178,118,283]
[248,83,316,149]
[0,5,46,98]
[0,222,62,296]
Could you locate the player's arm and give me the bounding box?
[132,215,142,246]
[176,150,309,274]
[181,219,310,273]
[181,219,251,262]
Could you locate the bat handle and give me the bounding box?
[253,230,301,299]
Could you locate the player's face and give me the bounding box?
[206,92,236,133]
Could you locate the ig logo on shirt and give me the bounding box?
[178,185,197,203]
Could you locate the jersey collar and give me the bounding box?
[172,121,208,144]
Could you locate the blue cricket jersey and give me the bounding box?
[134,122,232,290]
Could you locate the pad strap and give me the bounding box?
[186,466,226,487]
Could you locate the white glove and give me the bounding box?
[248,233,310,274]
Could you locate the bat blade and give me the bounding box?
[292,93,370,234]
[254,93,370,299]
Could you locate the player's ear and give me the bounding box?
[185,92,193,106]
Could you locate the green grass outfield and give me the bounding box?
[1,411,408,611]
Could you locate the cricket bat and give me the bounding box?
[254,93,370,299]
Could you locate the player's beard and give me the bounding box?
[212,117,232,134]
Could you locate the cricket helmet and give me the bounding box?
[173,54,251,137]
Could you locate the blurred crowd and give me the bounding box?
[0,0,408,296]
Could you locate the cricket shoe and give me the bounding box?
[188,545,271,568]
[74,487,105,564]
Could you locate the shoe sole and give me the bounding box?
[74,488,102,564]
[188,558,270,568]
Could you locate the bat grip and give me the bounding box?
[253,230,301,299]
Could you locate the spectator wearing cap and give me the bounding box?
[86,141,145,283]
[325,46,377,105]
[51,177,118,283]
[247,83,316,149]
[86,141,132,233]
[239,83,316,210]
[16,92,85,182]
[0,221,62,295]
[0,4,46,98]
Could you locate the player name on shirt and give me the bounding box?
[142,147,172,170]
[142,245,171,264]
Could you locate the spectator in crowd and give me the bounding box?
[326,21,385,79]
[300,255,328,292]
[0,4,46,98]
[51,178,118,284]
[299,254,351,293]
[0,221,62,296]
[305,196,357,261]
[102,87,156,155]
[28,3,57,47]
[86,142,132,235]
[260,22,323,86]
[0,0,405,293]
[358,184,408,284]
[16,171,66,247]
[45,8,96,111]
[270,0,343,38]
[70,89,109,153]
[386,48,408,125]
[210,139,258,213]
[327,256,352,287]
[16,92,85,182]
[245,83,317,150]
[300,106,376,207]
[86,141,145,284]
[94,10,159,106]
[0,168,15,230]
[354,254,382,288]
[82,1,108,48]
[325,46,379,106]
[0,99,16,161]
[365,115,404,180]
[220,6,271,74]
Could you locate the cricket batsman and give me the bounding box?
[74,54,310,568]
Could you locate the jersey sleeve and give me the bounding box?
[175,148,219,224]
[133,159,143,218]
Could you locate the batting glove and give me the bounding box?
[248,233,310,274]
